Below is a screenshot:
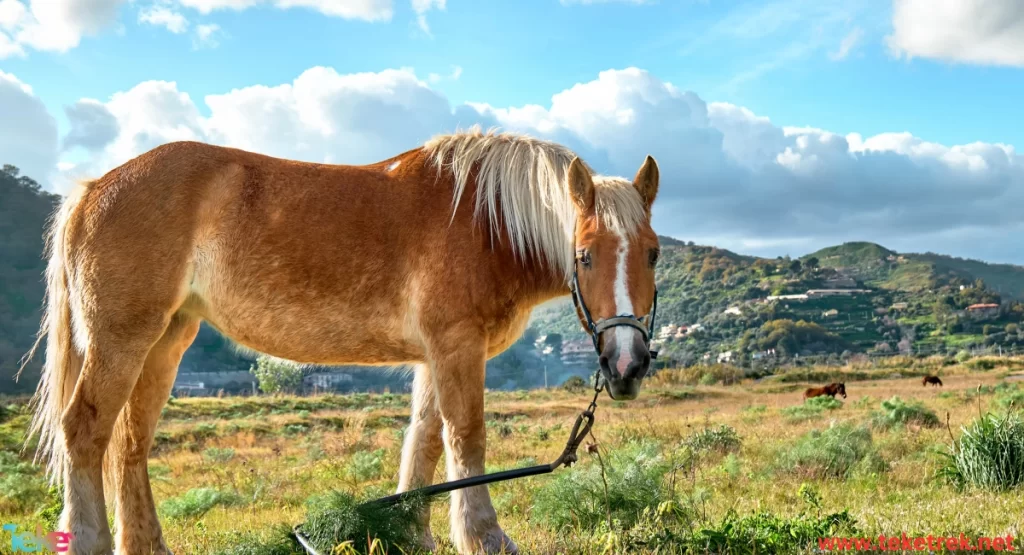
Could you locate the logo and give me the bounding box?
[2,524,74,553]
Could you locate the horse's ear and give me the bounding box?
[568,157,595,212]
[633,155,659,208]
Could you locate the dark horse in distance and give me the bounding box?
[804,382,847,399]
[923,375,943,387]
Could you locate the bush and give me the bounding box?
[683,425,742,455]
[649,364,743,387]
[687,509,859,554]
[871,396,940,429]
[203,447,236,463]
[806,396,844,410]
[160,488,245,519]
[532,440,673,531]
[299,491,426,554]
[0,452,49,513]
[968,358,999,371]
[939,411,1024,491]
[250,355,303,395]
[777,422,886,479]
[561,375,587,392]
[345,449,387,482]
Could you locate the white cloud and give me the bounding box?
[411,0,443,35]
[63,99,120,151]
[829,26,863,60]
[559,0,651,4]
[428,65,461,84]
[8,65,1024,261]
[0,0,127,56]
[887,0,1024,67]
[192,22,220,48]
[139,4,189,33]
[0,70,58,182]
[175,0,393,21]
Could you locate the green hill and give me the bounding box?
[3,165,1024,393]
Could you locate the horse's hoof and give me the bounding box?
[419,530,437,552]
[478,528,517,554]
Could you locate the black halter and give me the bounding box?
[568,266,659,359]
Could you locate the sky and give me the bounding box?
[1,0,1024,263]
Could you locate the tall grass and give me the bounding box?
[939,411,1024,491]
[871,396,940,429]
[777,422,886,479]
[532,440,674,531]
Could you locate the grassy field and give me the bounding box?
[2,357,1024,554]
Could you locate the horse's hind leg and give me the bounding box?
[61,321,169,555]
[396,364,444,550]
[112,313,199,555]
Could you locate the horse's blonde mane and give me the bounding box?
[424,127,647,280]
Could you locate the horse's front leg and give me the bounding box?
[396,364,444,551]
[427,333,516,555]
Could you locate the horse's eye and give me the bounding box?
[649,248,660,268]
[576,249,592,269]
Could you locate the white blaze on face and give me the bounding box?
[612,228,636,376]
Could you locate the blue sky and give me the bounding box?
[4,0,1022,145]
[2,0,1024,262]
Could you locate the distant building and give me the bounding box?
[174,371,256,396]
[723,306,743,316]
[824,276,858,288]
[657,324,689,342]
[822,308,839,318]
[717,351,734,363]
[891,302,909,310]
[806,289,871,298]
[304,372,353,390]
[767,294,809,301]
[966,303,1000,320]
[561,339,593,366]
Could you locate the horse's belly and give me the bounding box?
[185,255,423,365]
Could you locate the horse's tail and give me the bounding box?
[19,182,91,486]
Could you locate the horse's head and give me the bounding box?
[836,383,847,398]
[567,155,660,401]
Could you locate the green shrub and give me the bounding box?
[211,525,300,555]
[996,388,1024,409]
[968,358,998,371]
[561,375,587,391]
[871,396,940,429]
[298,491,425,554]
[777,422,886,479]
[938,411,1024,491]
[806,396,844,410]
[532,440,673,531]
[203,447,236,463]
[687,509,859,554]
[160,488,245,519]
[0,451,49,513]
[683,425,742,455]
[345,449,386,482]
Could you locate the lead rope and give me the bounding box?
[293,369,605,554]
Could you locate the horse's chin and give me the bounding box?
[607,378,642,400]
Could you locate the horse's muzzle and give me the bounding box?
[599,330,651,400]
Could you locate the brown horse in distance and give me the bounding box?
[923,375,943,387]
[804,382,847,399]
[20,128,661,555]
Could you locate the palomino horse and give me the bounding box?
[923,375,943,387]
[804,382,847,399]
[22,129,660,555]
